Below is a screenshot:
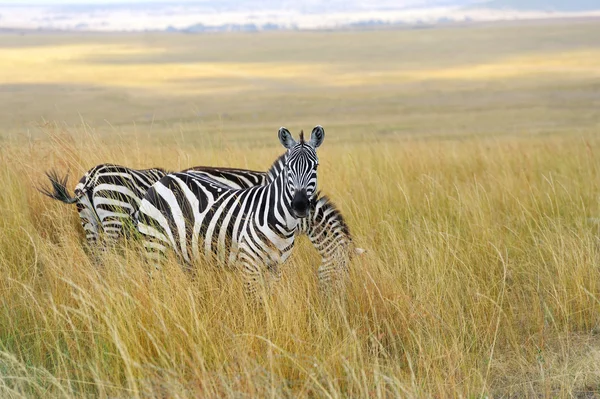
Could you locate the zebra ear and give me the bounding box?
[278,127,296,149]
[308,125,325,148]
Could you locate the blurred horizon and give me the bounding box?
[1,0,599,32]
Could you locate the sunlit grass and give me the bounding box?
[2,22,600,139]
[1,127,600,397]
[3,42,600,95]
[1,20,600,398]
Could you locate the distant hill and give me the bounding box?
[479,0,600,12]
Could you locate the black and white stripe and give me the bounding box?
[300,193,364,287]
[41,129,361,286]
[136,126,328,295]
[41,164,166,246]
[41,165,270,246]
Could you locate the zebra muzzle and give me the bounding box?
[291,189,310,218]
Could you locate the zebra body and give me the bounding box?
[136,126,327,295]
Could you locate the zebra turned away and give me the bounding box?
[136,126,343,294]
[40,165,166,246]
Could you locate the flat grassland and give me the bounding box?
[1,20,600,397]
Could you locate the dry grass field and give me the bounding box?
[1,20,600,397]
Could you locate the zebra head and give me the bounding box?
[278,125,325,219]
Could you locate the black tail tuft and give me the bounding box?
[38,170,79,204]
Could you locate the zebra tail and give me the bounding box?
[38,170,79,204]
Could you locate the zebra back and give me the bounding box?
[182,166,268,189]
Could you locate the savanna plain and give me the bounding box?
[1,20,600,398]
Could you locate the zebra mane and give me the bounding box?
[147,167,169,174]
[266,152,287,177]
[299,130,305,144]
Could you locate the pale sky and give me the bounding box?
[0,0,211,3]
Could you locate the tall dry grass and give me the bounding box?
[1,126,600,398]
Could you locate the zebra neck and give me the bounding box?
[263,163,298,232]
[265,152,286,183]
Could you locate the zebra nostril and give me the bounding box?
[291,190,309,215]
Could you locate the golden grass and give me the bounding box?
[2,20,600,397]
[2,21,600,139]
[1,126,600,397]
[3,43,600,95]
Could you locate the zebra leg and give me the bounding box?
[139,232,169,272]
[100,215,129,250]
[242,261,264,301]
[77,203,102,266]
[239,249,273,303]
[265,258,282,284]
[317,246,350,292]
[136,212,172,272]
[76,197,104,266]
[77,197,100,246]
[103,220,123,245]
